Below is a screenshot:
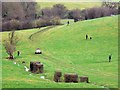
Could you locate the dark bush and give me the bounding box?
[20,20,33,29]
[68,9,85,22]
[2,20,37,31]
[40,4,68,19]
[2,20,20,31]
[50,16,61,25]
[2,21,11,31]
[9,19,20,30]
[83,7,118,20]
[35,16,60,28]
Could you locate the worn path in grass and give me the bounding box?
[28,26,56,40]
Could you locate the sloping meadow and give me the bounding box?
[2,15,118,88]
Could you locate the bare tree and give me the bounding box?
[21,2,37,20]
[2,2,37,31]
[102,1,118,9]
[2,2,25,20]
[3,31,19,59]
[52,4,68,19]
[83,6,117,20]
[68,9,85,22]
[41,8,53,17]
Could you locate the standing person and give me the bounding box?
[86,34,88,40]
[67,21,69,25]
[109,54,112,62]
[17,51,20,56]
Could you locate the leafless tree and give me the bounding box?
[68,9,85,22]
[2,2,37,31]
[41,8,54,17]
[52,4,68,19]
[102,1,118,9]
[3,31,19,59]
[83,6,118,20]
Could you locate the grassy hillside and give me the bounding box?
[36,2,101,10]
[2,16,118,88]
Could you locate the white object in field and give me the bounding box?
[36,48,41,53]
[14,62,16,64]
[24,66,29,72]
[40,76,45,79]
[36,49,41,53]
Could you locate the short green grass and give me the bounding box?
[1,15,118,88]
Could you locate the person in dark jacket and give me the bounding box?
[86,34,88,40]
[109,54,112,62]
[67,21,69,25]
[17,51,20,56]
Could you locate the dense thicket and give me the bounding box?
[40,4,68,19]
[2,2,37,31]
[36,2,119,22]
[2,2,119,31]
[2,2,61,31]
[69,2,119,21]
[83,7,118,20]
[2,2,36,21]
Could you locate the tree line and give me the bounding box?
[2,2,120,31]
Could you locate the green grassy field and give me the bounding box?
[1,16,118,88]
[36,2,101,10]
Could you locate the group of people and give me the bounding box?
[86,34,92,40]
[85,34,112,62]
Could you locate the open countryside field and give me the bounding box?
[36,0,120,10]
[36,2,101,10]
[2,15,118,88]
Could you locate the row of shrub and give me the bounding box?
[65,7,118,22]
[38,4,119,22]
[2,16,61,31]
[2,2,119,31]
[83,7,118,20]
